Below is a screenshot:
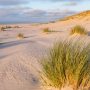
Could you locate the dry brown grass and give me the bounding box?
[70,25,88,35]
[17,33,24,39]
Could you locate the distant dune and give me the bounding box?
[60,10,90,21]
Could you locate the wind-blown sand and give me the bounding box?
[0,11,90,90]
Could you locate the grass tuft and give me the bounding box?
[70,25,88,35]
[0,26,12,31]
[40,40,90,90]
[0,27,5,31]
[43,28,53,33]
[17,33,24,39]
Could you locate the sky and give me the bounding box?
[0,0,90,24]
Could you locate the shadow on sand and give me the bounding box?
[0,40,35,49]
[88,31,90,36]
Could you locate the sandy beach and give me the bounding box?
[0,11,90,90]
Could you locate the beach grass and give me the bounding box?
[43,28,53,33]
[0,27,6,31]
[70,25,88,35]
[17,33,24,39]
[40,40,90,90]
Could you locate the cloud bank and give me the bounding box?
[0,7,76,23]
[0,0,89,23]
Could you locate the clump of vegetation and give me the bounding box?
[14,26,20,28]
[70,25,88,35]
[43,28,55,33]
[0,26,13,31]
[0,27,5,31]
[40,40,90,90]
[43,28,52,33]
[6,26,12,28]
[17,33,24,39]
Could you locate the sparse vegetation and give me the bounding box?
[0,26,12,31]
[40,40,90,90]
[70,25,88,35]
[17,33,24,39]
[6,26,12,28]
[43,28,55,33]
[14,26,20,28]
[0,27,5,31]
[43,28,51,33]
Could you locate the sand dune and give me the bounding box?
[0,11,90,90]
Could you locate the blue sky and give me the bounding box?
[0,0,90,23]
[29,0,90,11]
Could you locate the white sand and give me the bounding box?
[0,11,90,90]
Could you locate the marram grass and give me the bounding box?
[17,33,24,39]
[70,25,88,35]
[0,27,5,31]
[40,40,90,90]
[43,28,51,33]
[43,28,54,33]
